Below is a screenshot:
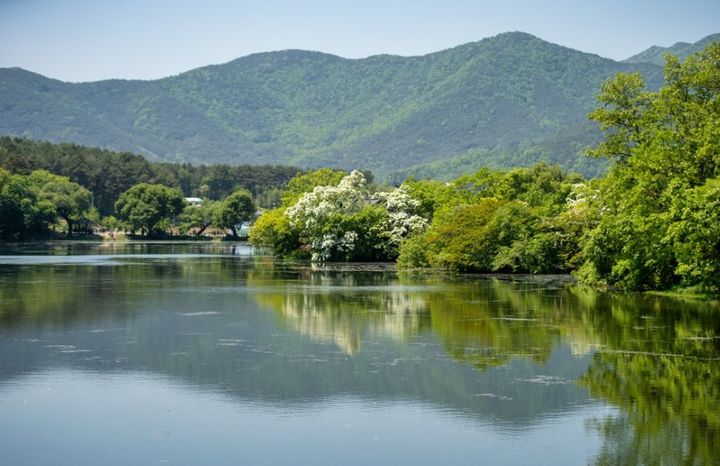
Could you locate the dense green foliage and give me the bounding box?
[0,139,277,239]
[250,170,427,261]
[114,184,184,236]
[214,189,256,237]
[397,164,586,273]
[1,32,669,178]
[0,167,264,240]
[251,164,581,269]
[0,168,90,240]
[250,42,720,293]
[578,43,720,291]
[0,137,299,215]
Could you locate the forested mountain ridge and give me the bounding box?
[624,33,720,66]
[0,32,670,178]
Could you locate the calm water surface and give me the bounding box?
[0,242,718,465]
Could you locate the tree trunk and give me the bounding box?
[196,222,211,236]
[63,217,73,237]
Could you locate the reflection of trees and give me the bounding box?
[250,268,720,463]
[248,267,429,354]
[0,254,251,326]
[576,294,720,466]
[425,278,579,370]
[3,250,719,462]
[426,284,720,464]
[0,265,134,325]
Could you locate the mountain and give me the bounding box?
[624,33,720,66]
[0,32,667,179]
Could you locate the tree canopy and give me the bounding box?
[115,184,184,236]
[578,43,720,291]
[214,189,256,238]
[0,168,92,240]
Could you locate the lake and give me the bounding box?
[0,242,718,465]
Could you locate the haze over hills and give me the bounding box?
[2,31,715,180]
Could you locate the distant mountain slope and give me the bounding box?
[624,33,720,66]
[0,32,667,178]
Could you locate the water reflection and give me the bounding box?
[249,267,430,354]
[0,242,718,465]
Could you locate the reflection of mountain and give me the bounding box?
[1,243,719,461]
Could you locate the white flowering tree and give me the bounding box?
[286,170,367,235]
[372,187,428,250]
[279,170,428,262]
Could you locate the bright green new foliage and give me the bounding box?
[579,43,720,291]
[669,179,720,291]
[398,163,584,273]
[214,189,256,237]
[27,170,92,235]
[0,168,91,240]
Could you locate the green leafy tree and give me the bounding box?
[0,137,300,216]
[115,183,184,236]
[0,169,35,240]
[249,207,299,256]
[398,164,582,272]
[179,200,218,236]
[214,189,256,238]
[668,179,720,291]
[280,168,346,206]
[579,43,720,290]
[27,170,92,235]
[0,169,63,240]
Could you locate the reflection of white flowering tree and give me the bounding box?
[285,171,428,262]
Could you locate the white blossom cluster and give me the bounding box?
[565,182,601,211]
[286,170,367,232]
[373,186,428,247]
[310,231,359,262]
[285,171,427,262]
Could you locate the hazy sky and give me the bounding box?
[1,0,718,82]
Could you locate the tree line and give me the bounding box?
[0,168,257,240]
[0,137,300,215]
[250,43,720,293]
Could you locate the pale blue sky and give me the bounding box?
[1,0,718,82]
